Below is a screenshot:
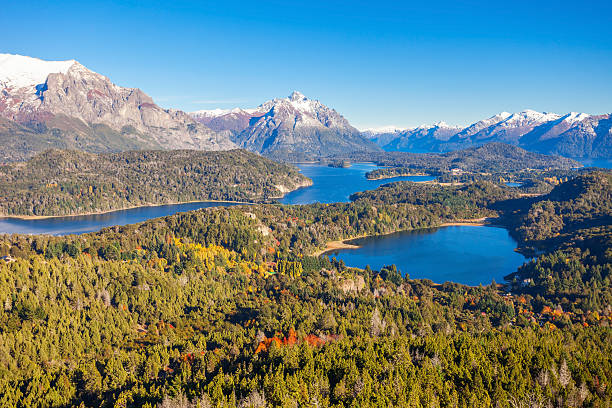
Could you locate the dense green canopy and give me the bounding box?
[0,172,609,407]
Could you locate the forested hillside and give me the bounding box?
[341,143,580,180]
[0,172,610,407]
[0,149,310,217]
[497,172,612,312]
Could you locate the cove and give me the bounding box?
[280,163,435,205]
[328,225,527,286]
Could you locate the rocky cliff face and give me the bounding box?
[192,91,380,160]
[0,54,235,161]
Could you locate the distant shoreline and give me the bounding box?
[439,217,490,227]
[0,199,254,221]
[415,180,464,186]
[366,172,430,180]
[0,178,315,221]
[313,217,494,256]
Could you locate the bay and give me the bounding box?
[280,163,434,205]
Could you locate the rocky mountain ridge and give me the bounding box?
[0,54,235,161]
[364,110,611,158]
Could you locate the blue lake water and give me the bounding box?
[0,202,242,236]
[328,226,526,286]
[578,158,612,169]
[281,163,434,204]
[0,163,528,285]
[0,163,431,235]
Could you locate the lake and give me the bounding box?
[0,163,432,235]
[0,202,242,236]
[579,158,612,169]
[328,225,527,286]
[281,163,434,204]
[1,164,527,286]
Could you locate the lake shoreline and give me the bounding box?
[365,172,431,181]
[314,217,496,256]
[269,179,314,199]
[439,217,490,227]
[0,199,254,221]
[0,180,317,221]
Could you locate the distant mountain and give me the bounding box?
[364,122,462,153]
[0,54,234,161]
[366,110,611,159]
[525,114,612,159]
[191,108,261,134]
[191,91,381,161]
[445,110,562,148]
[361,126,407,149]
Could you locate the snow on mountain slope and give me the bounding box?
[0,54,76,90]
[443,110,562,147]
[518,112,590,143]
[0,54,235,161]
[191,107,260,118]
[361,126,406,136]
[237,91,380,159]
[192,91,380,160]
[454,112,511,139]
[561,112,590,123]
[191,108,263,133]
[498,110,561,127]
[364,110,610,158]
[380,122,462,152]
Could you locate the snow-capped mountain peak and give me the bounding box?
[561,112,590,123]
[191,107,260,118]
[430,121,461,129]
[0,53,236,156]
[191,108,232,117]
[283,91,320,115]
[0,53,77,90]
[191,90,379,159]
[361,125,406,134]
[501,110,561,126]
[289,90,306,101]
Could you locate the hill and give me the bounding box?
[343,143,581,180]
[0,149,310,216]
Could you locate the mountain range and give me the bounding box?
[0,54,378,162]
[0,54,236,162]
[1,53,610,162]
[362,110,611,159]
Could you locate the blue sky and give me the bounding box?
[2,0,611,128]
